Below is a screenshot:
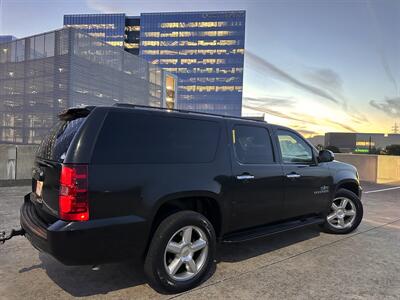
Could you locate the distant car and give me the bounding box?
[21,104,363,293]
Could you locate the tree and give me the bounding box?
[386,144,400,156]
[325,145,340,153]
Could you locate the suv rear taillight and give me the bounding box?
[59,164,89,221]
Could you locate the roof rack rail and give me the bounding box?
[112,103,267,123]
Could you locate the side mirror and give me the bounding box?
[318,149,334,163]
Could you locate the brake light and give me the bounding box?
[59,164,89,221]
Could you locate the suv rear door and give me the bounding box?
[227,121,285,231]
[273,127,333,219]
[31,108,91,222]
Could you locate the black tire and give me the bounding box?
[322,188,363,234]
[144,210,216,294]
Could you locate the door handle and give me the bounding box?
[286,173,301,179]
[236,174,255,180]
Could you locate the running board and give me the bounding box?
[222,216,324,243]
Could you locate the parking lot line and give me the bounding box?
[364,186,400,194]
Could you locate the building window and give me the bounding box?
[198,40,216,46]
[165,75,176,109]
[125,43,139,49]
[179,31,195,37]
[178,41,196,46]
[144,32,160,37]
[107,41,124,47]
[159,50,179,55]
[217,40,237,46]
[181,59,197,65]
[142,41,160,46]
[160,59,178,65]
[160,41,179,47]
[180,49,198,55]
[196,86,215,92]
[88,32,106,38]
[160,32,179,37]
[142,50,159,55]
[126,25,140,32]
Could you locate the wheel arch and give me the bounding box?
[335,179,361,197]
[146,192,224,252]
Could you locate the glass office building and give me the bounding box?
[64,11,246,116]
[140,11,245,116]
[0,28,176,144]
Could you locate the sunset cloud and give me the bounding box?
[243,102,357,134]
[370,97,400,118]
[245,51,342,105]
[244,96,296,107]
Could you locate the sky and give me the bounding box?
[0,0,399,136]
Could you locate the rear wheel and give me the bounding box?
[144,211,216,294]
[322,188,363,234]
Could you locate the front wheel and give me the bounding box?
[322,188,363,234]
[144,211,216,294]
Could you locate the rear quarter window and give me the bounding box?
[92,111,221,164]
[36,118,86,161]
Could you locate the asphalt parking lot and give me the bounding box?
[1,182,399,299]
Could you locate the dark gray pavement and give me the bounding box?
[0,183,399,299]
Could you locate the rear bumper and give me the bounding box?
[21,193,149,265]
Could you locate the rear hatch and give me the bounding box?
[31,107,92,223]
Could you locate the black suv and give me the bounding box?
[21,104,363,293]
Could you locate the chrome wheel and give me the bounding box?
[163,225,209,281]
[327,197,357,229]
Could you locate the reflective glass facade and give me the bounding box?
[0,28,175,144]
[64,14,126,47]
[63,11,246,116]
[64,14,141,55]
[140,11,245,116]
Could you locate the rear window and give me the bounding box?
[36,118,86,162]
[92,111,220,164]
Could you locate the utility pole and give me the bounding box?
[392,122,399,134]
[369,136,372,153]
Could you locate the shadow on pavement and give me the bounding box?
[218,226,320,263]
[19,226,320,297]
[38,254,147,297]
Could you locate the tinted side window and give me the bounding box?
[36,118,86,162]
[233,125,274,164]
[277,130,313,164]
[93,111,220,164]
